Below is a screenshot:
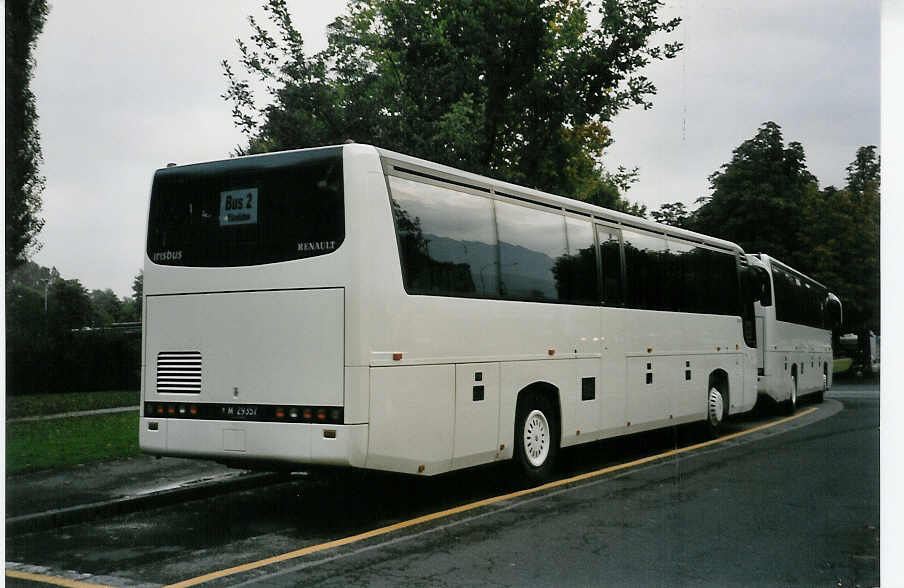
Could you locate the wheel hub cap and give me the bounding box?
[708,388,724,425]
[523,410,550,467]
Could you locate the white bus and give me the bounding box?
[746,254,842,412]
[140,144,762,480]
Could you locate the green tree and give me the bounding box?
[799,147,879,336]
[224,0,681,212]
[89,289,123,327]
[845,145,880,199]
[47,279,92,336]
[6,259,59,291]
[690,122,817,266]
[650,201,691,228]
[132,271,144,320]
[5,0,49,270]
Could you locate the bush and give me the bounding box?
[6,327,140,396]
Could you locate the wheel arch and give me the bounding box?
[516,381,561,429]
[708,368,730,410]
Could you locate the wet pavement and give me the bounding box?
[4,383,879,586]
[6,455,252,519]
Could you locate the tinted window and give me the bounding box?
[553,218,599,304]
[495,201,568,301]
[666,241,737,315]
[623,229,669,310]
[597,226,623,306]
[389,177,498,297]
[703,247,740,315]
[773,265,827,327]
[664,240,694,312]
[147,148,343,267]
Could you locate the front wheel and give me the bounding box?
[705,385,726,439]
[515,392,559,483]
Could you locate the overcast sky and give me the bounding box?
[31,0,880,297]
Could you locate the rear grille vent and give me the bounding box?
[156,351,202,393]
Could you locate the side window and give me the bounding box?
[495,201,568,301]
[662,239,739,315]
[388,177,498,298]
[596,225,623,306]
[666,240,695,312]
[623,229,668,310]
[711,250,740,316]
[555,218,599,304]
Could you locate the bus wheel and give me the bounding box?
[815,373,827,403]
[705,385,725,439]
[515,392,559,483]
[783,375,798,415]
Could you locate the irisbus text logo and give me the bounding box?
[152,250,183,263]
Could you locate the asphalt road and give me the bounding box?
[6,385,879,587]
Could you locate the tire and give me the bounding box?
[815,373,827,403]
[705,385,727,439]
[514,392,559,483]
[783,374,798,415]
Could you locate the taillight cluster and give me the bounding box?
[143,402,343,424]
[276,406,342,422]
[145,402,198,418]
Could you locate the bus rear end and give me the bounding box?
[139,146,368,470]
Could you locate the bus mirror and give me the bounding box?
[826,294,842,328]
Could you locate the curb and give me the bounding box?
[5,471,287,537]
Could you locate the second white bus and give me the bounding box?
[746,254,842,412]
[140,144,764,480]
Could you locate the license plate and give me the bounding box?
[218,405,259,419]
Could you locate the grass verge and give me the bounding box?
[6,411,140,474]
[6,390,139,420]
[833,357,853,374]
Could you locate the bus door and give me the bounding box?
[594,223,627,432]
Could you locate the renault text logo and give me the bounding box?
[297,241,337,252]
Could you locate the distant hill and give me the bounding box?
[423,235,559,299]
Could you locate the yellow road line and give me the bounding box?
[167,406,818,588]
[4,569,114,588]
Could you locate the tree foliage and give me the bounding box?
[5,264,144,394]
[132,270,144,320]
[798,147,880,334]
[691,122,817,265]
[682,122,879,334]
[223,0,682,212]
[5,0,49,270]
[650,201,691,228]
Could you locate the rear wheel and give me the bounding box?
[705,385,726,439]
[783,374,798,415]
[815,372,827,403]
[515,392,559,483]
